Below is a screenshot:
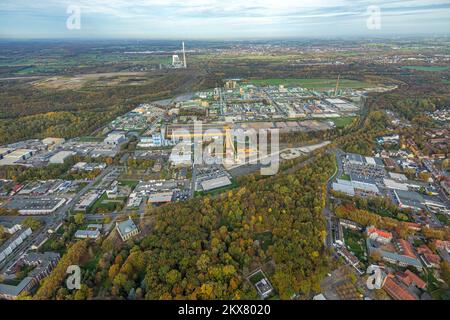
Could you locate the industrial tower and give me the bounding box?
[182,41,187,69]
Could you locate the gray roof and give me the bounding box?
[347,153,365,164]
[394,190,425,209]
[116,218,138,237]
[366,239,422,268]
[75,230,100,238]
[0,277,33,298]
[201,176,232,191]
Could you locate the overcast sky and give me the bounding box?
[1,0,449,39]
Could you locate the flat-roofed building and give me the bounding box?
[388,172,408,182]
[75,191,103,212]
[332,181,355,196]
[148,191,173,204]
[0,149,34,166]
[3,198,66,215]
[42,137,65,150]
[201,176,232,191]
[393,190,425,211]
[383,178,409,191]
[0,148,12,160]
[75,229,100,239]
[104,133,126,146]
[49,151,75,164]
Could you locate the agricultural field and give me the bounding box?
[32,72,155,91]
[401,65,449,72]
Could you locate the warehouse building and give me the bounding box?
[393,190,425,211]
[49,151,75,164]
[0,149,35,166]
[0,148,12,160]
[104,133,126,146]
[201,176,232,191]
[148,191,174,204]
[4,198,66,215]
[42,138,65,150]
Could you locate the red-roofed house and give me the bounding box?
[367,226,393,244]
[405,222,421,232]
[434,240,450,251]
[396,239,417,259]
[397,270,427,290]
[383,274,417,300]
[418,245,441,268]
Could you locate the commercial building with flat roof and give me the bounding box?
[148,191,174,204]
[201,176,232,191]
[393,190,425,211]
[104,133,126,146]
[3,198,66,215]
[0,148,12,159]
[49,151,75,164]
[0,149,34,166]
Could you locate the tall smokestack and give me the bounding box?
[182,41,187,69]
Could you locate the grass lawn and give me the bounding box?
[89,193,124,213]
[340,173,351,181]
[343,229,367,263]
[249,270,266,285]
[436,213,449,226]
[330,116,357,128]
[246,78,370,89]
[402,65,449,72]
[119,179,139,189]
[39,233,67,255]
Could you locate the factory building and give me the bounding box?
[49,151,75,164]
[104,133,126,146]
[3,198,66,215]
[0,149,35,166]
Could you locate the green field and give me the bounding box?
[249,270,266,285]
[343,229,367,263]
[330,116,357,128]
[402,65,449,72]
[119,179,139,189]
[89,193,124,213]
[246,78,370,89]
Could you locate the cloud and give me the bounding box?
[0,0,449,38]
